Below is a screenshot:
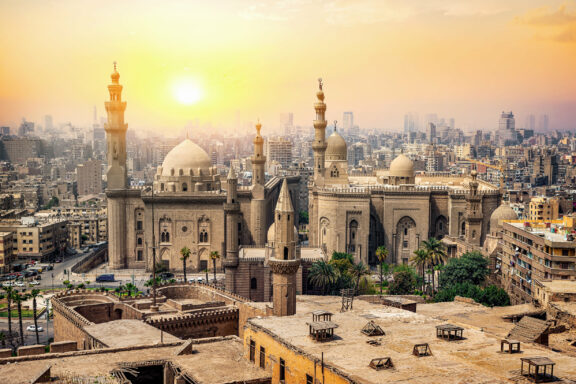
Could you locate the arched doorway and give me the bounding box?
[396,216,417,264]
[434,216,448,239]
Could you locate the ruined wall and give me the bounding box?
[74,302,143,324]
[146,307,239,339]
[52,294,95,349]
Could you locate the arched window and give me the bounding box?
[200,229,208,243]
[137,237,142,246]
[250,278,257,290]
[461,221,466,236]
[182,183,188,192]
[331,166,339,177]
[348,220,359,253]
[283,246,289,260]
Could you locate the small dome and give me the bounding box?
[325,131,347,161]
[160,138,211,177]
[389,154,414,178]
[267,222,298,245]
[490,203,517,232]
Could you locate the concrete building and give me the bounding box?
[265,137,292,171]
[0,231,14,273]
[528,197,560,221]
[76,159,103,196]
[0,137,43,164]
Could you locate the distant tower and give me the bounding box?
[251,121,267,245]
[105,63,129,269]
[224,167,240,292]
[269,178,300,316]
[312,78,327,186]
[465,170,483,246]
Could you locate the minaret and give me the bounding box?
[251,120,266,187]
[224,166,240,292]
[105,62,128,269]
[465,170,483,246]
[250,120,267,246]
[269,178,300,316]
[105,62,128,189]
[312,78,327,186]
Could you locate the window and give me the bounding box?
[161,230,170,243]
[136,221,143,231]
[137,237,143,246]
[404,228,408,236]
[200,229,208,243]
[182,183,188,192]
[279,358,286,381]
[251,277,257,290]
[284,246,289,260]
[306,374,313,384]
[249,339,255,362]
[259,346,266,369]
[137,250,143,261]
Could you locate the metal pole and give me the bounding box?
[151,187,157,308]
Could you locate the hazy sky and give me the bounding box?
[1,0,575,135]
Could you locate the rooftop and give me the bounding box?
[248,296,576,383]
[84,319,180,348]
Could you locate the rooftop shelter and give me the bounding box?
[436,324,464,341]
[520,357,556,383]
[500,339,521,354]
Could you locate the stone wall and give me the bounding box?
[0,349,11,358]
[50,341,77,353]
[17,344,45,356]
[71,248,107,274]
[146,307,239,339]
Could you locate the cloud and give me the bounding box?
[515,2,576,43]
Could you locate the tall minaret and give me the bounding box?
[105,62,129,269]
[312,78,327,186]
[465,170,483,246]
[224,166,240,292]
[251,120,266,187]
[269,179,300,316]
[105,62,128,189]
[250,120,267,246]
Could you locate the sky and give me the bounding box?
[1,0,576,135]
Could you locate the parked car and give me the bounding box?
[2,281,13,287]
[96,274,115,282]
[197,277,204,283]
[29,280,40,286]
[26,325,43,332]
[159,272,175,280]
[54,258,63,263]
[14,281,25,287]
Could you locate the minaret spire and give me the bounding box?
[105,61,127,189]
[312,78,328,186]
[251,119,266,187]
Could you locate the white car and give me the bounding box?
[14,281,25,287]
[197,277,204,283]
[26,325,43,332]
[2,281,13,287]
[29,280,40,286]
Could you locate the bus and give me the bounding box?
[96,274,115,282]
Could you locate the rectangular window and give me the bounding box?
[137,250,143,261]
[306,374,313,384]
[249,339,255,362]
[279,358,286,381]
[259,346,265,369]
[136,221,143,231]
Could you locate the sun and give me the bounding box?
[173,80,203,105]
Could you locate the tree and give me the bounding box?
[422,237,447,293]
[411,248,429,293]
[29,289,42,344]
[435,282,510,307]
[308,260,338,295]
[2,286,13,345]
[180,246,191,283]
[0,331,5,348]
[375,246,389,295]
[124,283,137,297]
[388,268,417,295]
[438,251,489,289]
[210,251,220,283]
[11,292,27,346]
[349,262,370,294]
[299,210,309,225]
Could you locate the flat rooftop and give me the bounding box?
[508,222,573,243]
[84,319,180,348]
[248,296,576,383]
[0,338,270,384]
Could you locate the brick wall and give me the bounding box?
[50,341,77,353]
[17,344,45,356]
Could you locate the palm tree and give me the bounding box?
[2,286,13,344]
[210,251,220,283]
[349,262,370,295]
[29,289,42,345]
[180,246,191,283]
[422,237,447,293]
[11,291,27,346]
[411,249,429,293]
[375,246,389,295]
[308,260,338,295]
[124,283,137,297]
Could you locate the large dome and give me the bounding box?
[389,154,414,178]
[325,131,347,161]
[160,139,211,177]
[490,202,518,233]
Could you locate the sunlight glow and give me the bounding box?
[173,80,203,105]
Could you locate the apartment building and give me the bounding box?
[0,232,14,273]
[528,197,560,221]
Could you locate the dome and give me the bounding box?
[389,154,414,178]
[490,203,518,232]
[267,222,299,245]
[160,138,211,177]
[325,131,347,161]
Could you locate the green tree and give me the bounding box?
[29,289,42,344]
[349,262,370,294]
[0,331,5,348]
[180,246,191,283]
[389,268,417,295]
[124,283,137,297]
[438,251,489,289]
[411,248,429,293]
[435,282,510,307]
[210,251,220,283]
[375,246,389,295]
[2,286,13,344]
[308,260,338,295]
[11,292,27,346]
[331,252,354,264]
[299,210,309,225]
[422,237,447,293]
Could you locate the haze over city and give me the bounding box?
[1,0,576,134]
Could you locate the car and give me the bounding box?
[26,325,43,332]
[197,277,204,283]
[96,274,115,282]
[2,281,13,287]
[54,259,63,263]
[159,272,175,280]
[14,281,25,287]
[29,280,40,286]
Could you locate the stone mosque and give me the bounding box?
[105,66,502,302]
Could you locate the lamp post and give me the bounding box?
[150,186,158,311]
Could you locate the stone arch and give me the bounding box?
[396,216,417,264]
[198,248,209,272]
[251,277,258,290]
[319,217,330,252]
[347,219,359,253]
[160,247,171,270]
[434,215,448,240]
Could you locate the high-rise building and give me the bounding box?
[44,115,54,132]
[538,114,550,132]
[427,123,437,143]
[0,137,42,163]
[404,113,418,133]
[343,112,354,134]
[525,114,536,131]
[266,137,293,171]
[280,113,294,137]
[77,159,103,196]
[497,111,517,146]
[18,119,34,137]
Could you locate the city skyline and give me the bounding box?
[1,0,576,134]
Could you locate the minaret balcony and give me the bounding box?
[269,258,301,275]
[223,202,240,212]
